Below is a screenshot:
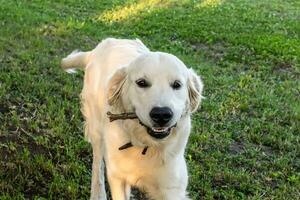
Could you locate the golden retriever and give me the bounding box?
[61,38,203,200]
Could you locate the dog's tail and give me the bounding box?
[61,50,91,73]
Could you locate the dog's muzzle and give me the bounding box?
[106,111,176,155]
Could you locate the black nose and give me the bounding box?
[149,107,173,126]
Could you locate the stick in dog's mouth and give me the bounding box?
[106,111,176,155]
[107,111,148,154]
[107,111,138,122]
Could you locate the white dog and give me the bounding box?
[61,38,203,200]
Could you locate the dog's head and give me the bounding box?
[108,52,203,141]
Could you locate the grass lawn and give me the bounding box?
[0,0,299,199]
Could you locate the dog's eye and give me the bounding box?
[135,78,150,88]
[171,80,182,90]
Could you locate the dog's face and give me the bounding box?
[108,52,203,140]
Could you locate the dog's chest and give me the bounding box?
[106,147,165,185]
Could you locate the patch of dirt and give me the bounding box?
[190,42,227,62]
[229,141,245,154]
[264,176,278,189]
[229,140,275,156]
[272,61,300,79]
[252,143,274,156]
[273,61,293,73]
[0,103,9,114]
[0,128,51,162]
[212,173,226,188]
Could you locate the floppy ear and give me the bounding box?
[188,69,204,113]
[107,67,127,108]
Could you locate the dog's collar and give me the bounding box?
[118,142,149,155]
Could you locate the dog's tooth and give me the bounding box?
[151,127,169,133]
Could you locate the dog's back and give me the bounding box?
[61,38,149,74]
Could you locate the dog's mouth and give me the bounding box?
[139,122,176,139]
[106,111,176,139]
[107,111,177,155]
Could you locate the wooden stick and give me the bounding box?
[108,112,149,155]
[118,142,133,150]
[107,111,138,122]
[142,146,148,155]
[119,142,149,155]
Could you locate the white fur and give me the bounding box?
[61,38,203,200]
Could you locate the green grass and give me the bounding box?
[0,0,299,199]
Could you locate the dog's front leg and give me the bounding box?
[90,144,107,200]
[108,176,129,200]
